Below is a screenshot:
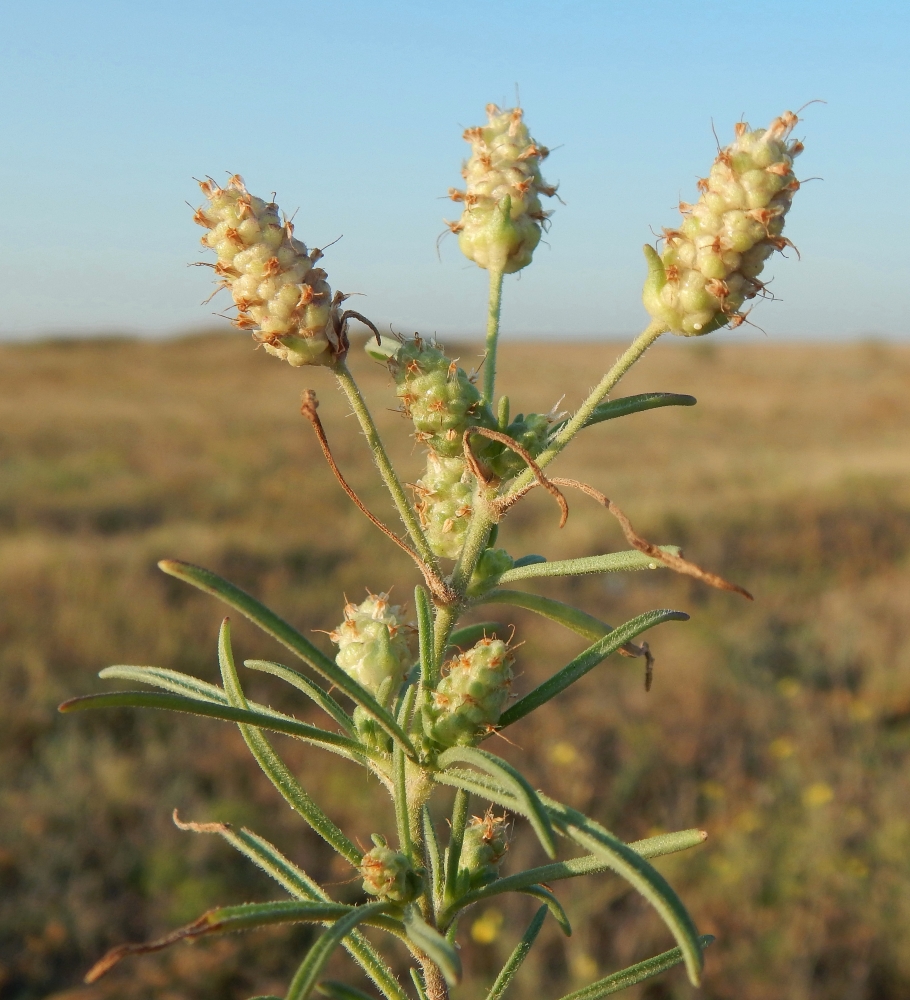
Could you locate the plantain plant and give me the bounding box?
[60,102,808,999]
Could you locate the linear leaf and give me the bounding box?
[445,828,706,918]
[99,665,227,704]
[244,659,355,734]
[495,547,680,584]
[287,902,391,1000]
[518,885,571,936]
[578,392,697,429]
[480,592,613,643]
[59,691,376,765]
[217,621,364,867]
[158,559,415,755]
[422,806,443,914]
[434,768,521,813]
[437,747,556,858]
[181,819,405,1000]
[542,795,704,986]
[403,908,462,986]
[409,969,430,1000]
[415,585,436,689]
[486,906,547,1000]
[556,936,714,1000]
[499,610,688,727]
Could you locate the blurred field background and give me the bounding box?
[1,333,909,1000]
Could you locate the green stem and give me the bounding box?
[482,269,505,405]
[333,361,439,570]
[507,320,667,495]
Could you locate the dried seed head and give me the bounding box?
[331,592,416,699]
[452,105,557,274]
[642,112,805,336]
[194,175,340,365]
[423,637,514,748]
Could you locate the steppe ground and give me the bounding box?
[1,334,909,1000]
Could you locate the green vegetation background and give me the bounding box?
[2,334,909,1000]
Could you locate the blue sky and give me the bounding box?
[2,0,908,341]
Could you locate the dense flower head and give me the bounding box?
[643,111,804,336]
[359,835,423,904]
[412,453,474,561]
[194,174,340,366]
[447,105,557,274]
[330,593,415,700]
[423,637,514,748]
[460,811,510,889]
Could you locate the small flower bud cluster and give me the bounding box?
[466,547,515,597]
[392,338,493,559]
[447,105,557,274]
[459,811,510,889]
[424,638,514,748]
[643,112,804,336]
[359,835,423,904]
[194,175,339,366]
[486,411,552,480]
[330,593,415,701]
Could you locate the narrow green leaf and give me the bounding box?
[287,902,391,1000]
[495,547,681,584]
[157,559,415,756]
[548,393,697,436]
[443,787,470,910]
[415,586,436,688]
[434,768,521,814]
[555,936,714,1000]
[393,686,418,859]
[218,621,363,867]
[59,691,378,765]
[99,665,227,704]
[499,610,688,728]
[486,906,547,1000]
[480,592,612,643]
[422,806,443,914]
[318,981,381,1000]
[402,908,462,986]
[243,659,355,735]
[438,747,556,858]
[582,392,697,427]
[447,622,504,649]
[542,795,704,986]
[518,885,571,936]
[185,821,405,1000]
[445,828,706,918]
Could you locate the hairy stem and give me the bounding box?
[507,320,667,495]
[333,361,439,569]
[482,268,505,405]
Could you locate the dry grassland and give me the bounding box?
[1,334,909,1000]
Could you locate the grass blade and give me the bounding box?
[486,906,547,1000]
[287,902,390,1000]
[158,559,415,756]
[499,610,688,728]
[437,747,556,858]
[495,548,680,584]
[542,795,704,986]
[555,936,714,1000]
[244,659,355,735]
[402,908,462,986]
